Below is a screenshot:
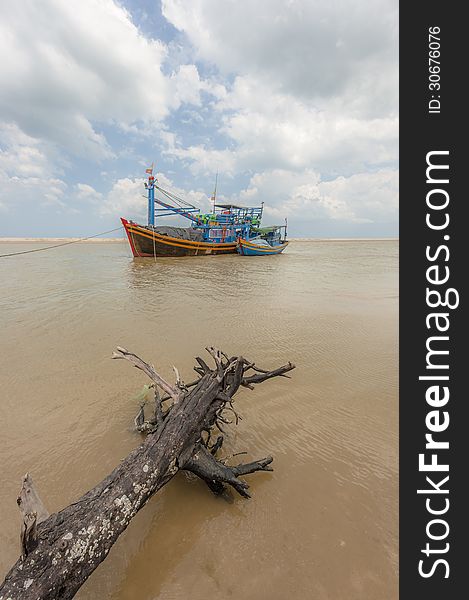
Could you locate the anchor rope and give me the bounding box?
[0,227,123,258]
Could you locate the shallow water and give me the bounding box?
[0,240,398,599]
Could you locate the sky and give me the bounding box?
[0,0,398,238]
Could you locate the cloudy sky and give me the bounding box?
[0,0,398,237]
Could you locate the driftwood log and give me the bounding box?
[0,347,295,599]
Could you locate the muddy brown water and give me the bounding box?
[0,240,398,599]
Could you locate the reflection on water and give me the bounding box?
[0,241,398,599]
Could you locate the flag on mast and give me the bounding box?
[145,163,154,175]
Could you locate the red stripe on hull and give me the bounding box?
[121,218,141,257]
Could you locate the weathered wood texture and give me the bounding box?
[0,347,294,600]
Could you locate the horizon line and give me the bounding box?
[0,236,399,242]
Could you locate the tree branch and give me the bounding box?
[242,361,296,385]
[112,346,180,401]
[17,474,49,557]
[183,444,273,499]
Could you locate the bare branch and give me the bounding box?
[242,362,296,385]
[134,404,146,430]
[205,346,224,378]
[17,474,49,557]
[183,445,274,499]
[182,444,251,498]
[195,356,212,374]
[209,435,224,455]
[231,456,274,476]
[223,404,241,425]
[225,357,245,397]
[172,365,187,391]
[112,346,179,401]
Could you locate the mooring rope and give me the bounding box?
[152,226,157,262]
[0,227,124,258]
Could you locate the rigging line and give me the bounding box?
[154,185,196,209]
[158,190,187,211]
[0,227,123,258]
[157,187,183,205]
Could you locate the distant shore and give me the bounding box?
[0,238,125,243]
[0,237,399,243]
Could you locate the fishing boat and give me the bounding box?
[121,168,264,257]
[237,224,289,256]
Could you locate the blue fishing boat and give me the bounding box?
[122,167,264,257]
[237,224,289,256]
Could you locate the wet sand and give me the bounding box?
[0,240,398,599]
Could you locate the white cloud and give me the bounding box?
[0,0,398,236]
[0,0,223,161]
[159,0,398,235]
[0,122,67,211]
[170,64,226,106]
[238,168,398,226]
[163,142,237,176]
[162,75,397,178]
[162,0,398,117]
[0,123,55,178]
[172,65,204,106]
[316,169,398,223]
[100,178,147,219]
[75,183,103,203]
[0,172,67,212]
[223,77,397,173]
[0,0,171,158]
[99,172,212,221]
[160,1,397,182]
[0,0,228,226]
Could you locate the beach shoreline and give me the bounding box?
[0,237,126,243]
[0,237,399,243]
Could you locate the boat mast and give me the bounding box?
[146,164,155,227]
[211,171,218,214]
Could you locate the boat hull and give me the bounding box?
[237,238,289,256]
[121,218,237,257]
